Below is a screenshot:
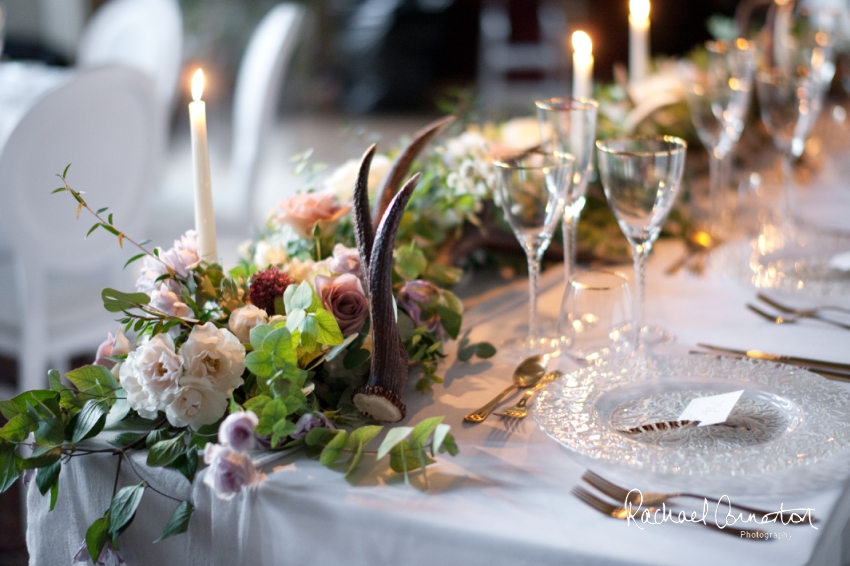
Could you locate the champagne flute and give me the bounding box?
[686,39,755,236]
[494,151,574,358]
[595,136,687,348]
[535,98,599,283]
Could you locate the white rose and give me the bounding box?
[285,257,316,283]
[180,322,246,394]
[498,117,543,151]
[253,240,288,269]
[323,154,391,203]
[119,334,183,419]
[228,305,269,343]
[165,376,227,429]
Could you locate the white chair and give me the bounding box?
[227,3,305,229]
[77,0,183,110]
[0,66,163,393]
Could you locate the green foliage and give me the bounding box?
[283,281,344,349]
[0,442,23,493]
[109,483,146,538]
[85,513,110,563]
[147,433,186,467]
[154,501,194,543]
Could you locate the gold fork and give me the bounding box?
[747,304,850,331]
[571,486,771,539]
[582,470,816,524]
[494,371,562,419]
[757,293,850,317]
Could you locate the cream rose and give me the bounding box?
[165,376,228,429]
[253,240,288,268]
[119,334,183,419]
[274,191,351,239]
[180,322,246,394]
[323,154,391,203]
[228,305,269,344]
[285,257,317,283]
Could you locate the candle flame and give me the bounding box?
[630,0,650,21]
[191,69,205,102]
[572,31,592,57]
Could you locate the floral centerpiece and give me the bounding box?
[0,134,494,564]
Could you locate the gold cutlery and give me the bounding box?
[463,355,548,423]
[665,230,720,276]
[747,303,850,331]
[696,344,850,373]
[571,486,771,539]
[757,293,850,317]
[493,370,563,419]
[689,350,850,382]
[581,470,814,524]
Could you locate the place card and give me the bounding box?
[678,390,744,427]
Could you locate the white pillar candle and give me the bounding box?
[572,31,594,100]
[189,69,218,264]
[629,0,650,84]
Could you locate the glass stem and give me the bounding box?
[526,246,542,345]
[781,151,795,227]
[562,213,578,284]
[632,241,652,348]
[709,151,724,235]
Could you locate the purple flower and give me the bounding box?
[327,244,363,279]
[291,412,335,439]
[218,412,259,452]
[397,280,441,331]
[203,444,260,500]
[94,330,131,369]
[313,274,369,336]
[73,539,125,566]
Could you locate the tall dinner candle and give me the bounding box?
[629,0,650,83]
[189,69,218,264]
[572,31,593,100]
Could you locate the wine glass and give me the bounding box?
[494,151,574,358]
[595,136,687,348]
[686,39,755,236]
[535,98,599,283]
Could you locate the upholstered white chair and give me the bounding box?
[77,0,183,110]
[227,2,305,229]
[0,66,163,393]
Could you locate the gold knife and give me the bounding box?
[689,351,850,382]
[695,344,850,374]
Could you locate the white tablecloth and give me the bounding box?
[25,234,850,566]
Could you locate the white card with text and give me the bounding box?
[678,390,744,426]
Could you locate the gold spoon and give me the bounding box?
[463,355,548,423]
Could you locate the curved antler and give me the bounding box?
[352,143,377,279]
[352,173,421,422]
[371,115,455,222]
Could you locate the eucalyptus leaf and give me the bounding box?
[376,426,413,461]
[409,416,443,449]
[431,423,451,455]
[319,430,348,466]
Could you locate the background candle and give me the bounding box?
[189,69,218,264]
[572,30,594,100]
[629,0,650,83]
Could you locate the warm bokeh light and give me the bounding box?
[572,31,593,57]
[630,0,650,21]
[191,69,205,102]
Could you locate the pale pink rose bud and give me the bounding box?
[94,330,131,368]
[203,443,260,500]
[218,411,259,452]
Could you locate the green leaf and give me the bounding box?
[23,446,61,469]
[35,460,60,496]
[397,312,415,342]
[326,333,358,361]
[123,253,147,269]
[376,427,413,461]
[35,417,65,447]
[389,442,435,475]
[169,448,198,484]
[342,348,371,370]
[244,350,273,378]
[256,399,290,440]
[319,430,349,466]
[474,342,497,359]
[86,515,110,563]
[0,442,22,494]
[422,263,463,286]
[289,281,314,312]
[314,309,344,345]
[300,315,318,351]
[71,399,109,443]
[395,245,428,280]
[431,423,451,455]
[109,482,146,538]
[0,390,60,420]
[409,416,443,449]
[146,428,170,450]
[0,414,36,443]
[154,501,193,543]
[108,432,148,450]
[436,304,462,340]
[96,207,109,214]
[147,433,186,467]
[304,427,340,447]
[261,327,298,367]
[101,288,150,313]
[282,284,297,314]
[345,425,382,477]
[249,324,273,350]
[438,432,459,456]
[62,163,71,178]
[50,480,59,511]
[66,365,119,397]
[271,419,296,447]
[285,309,306,334]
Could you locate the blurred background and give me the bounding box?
[0,1,740,563]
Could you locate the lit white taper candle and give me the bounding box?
[629,0,650,83]
[572,31,594,100]
[189,69,218,264]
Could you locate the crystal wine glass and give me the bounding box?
[535,98,599,283]
[595,136,687,348]
[494,151,574,358]
[686,39,755,236]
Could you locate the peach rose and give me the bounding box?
[275,191,351,239]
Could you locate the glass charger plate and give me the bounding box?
[534,355,850,480]
[712,228,850,299]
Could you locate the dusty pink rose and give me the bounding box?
[95,330,131,368]
[275,191,351,239]
[313,273,369,336]
[326,244,363,278]
[218,411,259,452]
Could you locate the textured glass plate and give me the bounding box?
[712,229,850,298]
[533,355,850,477]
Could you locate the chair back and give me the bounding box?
[0,66,162,272]
[77,0,183,109]
[230,3,304,224]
